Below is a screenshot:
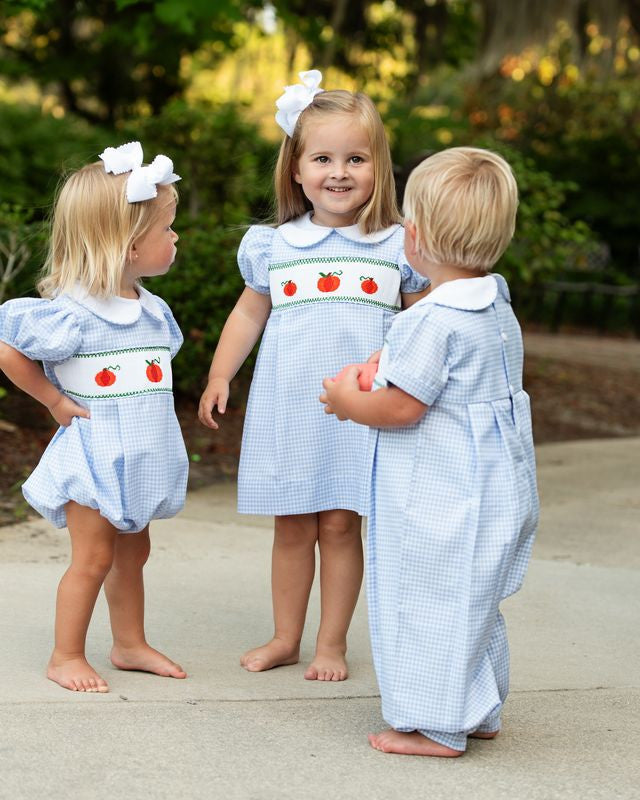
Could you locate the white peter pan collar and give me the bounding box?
[66,283,165,325]
[420,274,509,311]
[278,212,400,248]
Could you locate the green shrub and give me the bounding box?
[146,222,247,397]
[125,100,276,227]
[0,104,110,210]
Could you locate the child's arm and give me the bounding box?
[0,341,90,427]
[198,287,272,429]
[401,285,430,308]
[320,367,427,428]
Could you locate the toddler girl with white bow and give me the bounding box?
[0,142,189,692]
[199,71,428,681]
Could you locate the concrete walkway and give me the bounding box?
[523,331,640,372]
[1,437,639,799]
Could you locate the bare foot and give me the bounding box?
[240,638,299,672]
[47,653,109,693]
[368,730,463,758]
[469,730,499,739]
[304,646,348,681]
[110,644,186,678]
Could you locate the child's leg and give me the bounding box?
[305,509,362,682]
[105,526,186,678]
[241,513,318,672]
[47,501,116,692]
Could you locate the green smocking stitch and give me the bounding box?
[272,295,400,312]
[73,346,171,359]
[65,387,173,399]
[269,256,398,271]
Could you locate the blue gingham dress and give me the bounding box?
[368,274,538,751]
[237,213,428,516]
[0,286,188,533]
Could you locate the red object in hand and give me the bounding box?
[146,358,163,383]
[335,362,378,392]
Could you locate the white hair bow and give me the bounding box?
[275,70,324,137]
[99,141,181,203]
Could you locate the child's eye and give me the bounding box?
[349,156,364,164]
[314,156,329,163]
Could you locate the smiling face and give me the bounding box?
[293,114,375,228]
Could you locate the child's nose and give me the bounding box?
[172,230,179,243]
[330,162,348,178]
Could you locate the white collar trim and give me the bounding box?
[421,275,499,310]
[66,284,164,324]
[278,212,400,248]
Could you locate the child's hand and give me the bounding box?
[47,394,90,427]
[367,349,382,365]
[198,377,229,430]
[320,367,360,421]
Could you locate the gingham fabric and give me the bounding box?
[236,217,428,516]
[0,287,188,533]
[368,274,538,750]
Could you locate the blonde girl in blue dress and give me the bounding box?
[199,71,428,681]
[0,142,189,692]
[321,147,538,754]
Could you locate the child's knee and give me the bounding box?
[318,511,362,544]
[69,551,114,582]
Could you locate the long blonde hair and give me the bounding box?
[38,161,178,298]
[403,147,518,271]
[274,90,400,234]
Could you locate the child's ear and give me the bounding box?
[292,160,302,185]
[404,220,419,255]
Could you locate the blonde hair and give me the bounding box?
[274,90,400,234]
[403,147,518,271]
[38,161,178,298]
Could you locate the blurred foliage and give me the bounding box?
[124,100,275,225]
[0,103,109,208]
[467,77,640,276]
[145,223,246,396]
[0,0,264,123]
[489,144,598,286]
[0,203,46,300]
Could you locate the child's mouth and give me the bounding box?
[326,187,351,193]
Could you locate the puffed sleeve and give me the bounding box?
[237,225,274,295]
[381,306,451,405]
[398,249,430,294]
[153,295,184,358]
[0,297,82,362]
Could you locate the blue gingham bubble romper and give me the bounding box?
[236,213,428,516]
[0,286,188,533]
[368,274,539,751]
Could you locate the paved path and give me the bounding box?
[1,437,639,799]
[524,331,640,372]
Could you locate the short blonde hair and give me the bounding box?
[274,90,400,234]
[403,147,518,271]
[38,161,178,298]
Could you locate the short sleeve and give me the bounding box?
[398,250,430,295]
[381,306,451,405]
[237,225,274,295]
[0,297,82,362]
[153,295,184,358]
